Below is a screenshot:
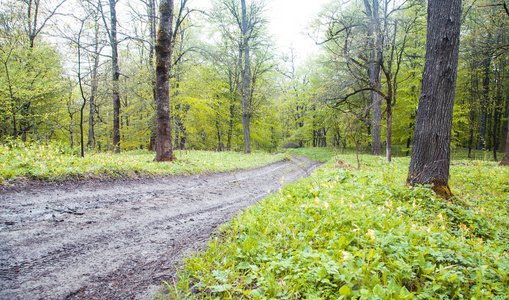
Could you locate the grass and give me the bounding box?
[0,140,288,184]
[163,148,509,299]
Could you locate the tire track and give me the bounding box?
[0,155,321,300]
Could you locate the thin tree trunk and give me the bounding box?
[467,64,479,158]
[478,49,491,150]
[3,58,17,138]
[500,116,509,166]
[493,66,502,161]
[154,0,176,162]
[241,0,251,154]
[386,106,392,162]
[216,119,222,151]
[109,0,121,153]
[147,0,157,151]
[364,0,382,156]
[407,0,462,199]
[227,101,234,151]
[88,19,100,150]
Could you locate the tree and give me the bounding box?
[240,0,252,153]
[107,0,121,153]
[25,0,67,48]
[406,0,462,198]
[154,0,176,161]
[211,0,267,154]
[0,1,64,141]
[316,0,426,161]
[499,2,509,166]
[363,0,383,156]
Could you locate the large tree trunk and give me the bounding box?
[406,0,462,199]
[109,0,121,153]
[154,0,176,162]
[241,0,252,154]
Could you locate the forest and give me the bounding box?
[1,0,508,163]
[2,0,509,298]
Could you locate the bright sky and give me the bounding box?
[265,0,329,63]
[189,0,330,65]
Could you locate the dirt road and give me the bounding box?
[0,155,320,300]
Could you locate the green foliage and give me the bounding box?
[0,41,64,139]
[0,139,287,183]
[167,150,509,299]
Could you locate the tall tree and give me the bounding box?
[240,0,252,153]
[25,0,67,48]
[212,0,266,154]
[363,0,382,156]
[501,115,509,165]
[154,0,176,161]
[406,0,462,198]
[108,0,121,152]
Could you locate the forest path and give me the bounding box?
[0,155,321,300]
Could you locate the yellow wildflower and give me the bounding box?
[323,202,329,210]
[340,250,351,262]
[366,229,376,242]
[314,197,320,206]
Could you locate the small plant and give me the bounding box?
[168,149,509,299]
[0,140,287,184]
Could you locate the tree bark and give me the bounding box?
[109,0,121,153]
[154,0,176,162]
[88,15,100,150]
[241,0,252,154]
[406,0,462,199]
[147,0,158,150]
[492,66,502,161]
[364,0,382,156]
[500,116,509,166]
[386,106,392,162]
[477,47,491,150]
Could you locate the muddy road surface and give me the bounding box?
[0,156,321,300]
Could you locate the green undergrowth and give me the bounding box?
[165,153,509,299]
[0,140,287,183]
[283,147,340,162]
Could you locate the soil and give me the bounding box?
[0,155,321,300]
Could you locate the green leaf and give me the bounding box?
[339,285,351,296]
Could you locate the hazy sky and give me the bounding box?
[188,0,330,64]
[265,0,329,61]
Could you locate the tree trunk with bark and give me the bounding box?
[478,47,491,150]
[109,0,121,153]
[154,0,176,162]
[363,0,382,156]
[241,0,252,154]
[500,118,509,166]
[88,15,100,150]
[406,0,462,199]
